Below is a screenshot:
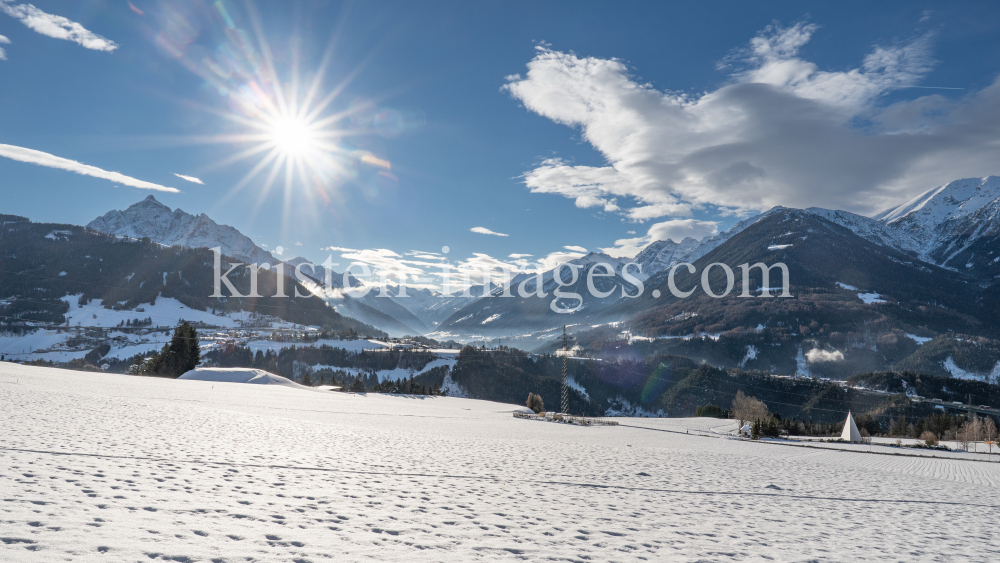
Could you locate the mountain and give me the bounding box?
[875,176,1000,272]
[388,285,488,329]
[563,208,995,380]
[811,176,1000,275]
[87,198,431,337]
[0,219,382,335]
[634,208,781,277]
[432,252,641,343]
[87,196,275,265]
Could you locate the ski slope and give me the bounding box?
[2,363,1000,561]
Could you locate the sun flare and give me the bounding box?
[268,116,317,157]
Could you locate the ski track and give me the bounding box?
[2,363,999,562]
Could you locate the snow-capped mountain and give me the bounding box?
[87,196,275,265]
[874,176,1000,267]
[807,176,1000,273]
[804,208,922,254]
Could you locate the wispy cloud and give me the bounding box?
[0,1,118,52]
[0,143,178,192]
[0,34,9,60]
[470,226,509,237]
[173,173,204,184]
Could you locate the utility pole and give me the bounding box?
[561,325,570,415]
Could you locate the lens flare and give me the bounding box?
[640,363,673,403]
[141,1,404,238]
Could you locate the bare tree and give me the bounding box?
[983,417,998,459]
[732,391,770,430]
[971,415,983,453]
[956,424,969,451]
[957,416,981,452]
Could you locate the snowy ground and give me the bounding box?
[3,364,1000,561]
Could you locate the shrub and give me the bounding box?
[526,392,545,414]
[920,431,938,446]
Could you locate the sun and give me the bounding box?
[268,115,318,157]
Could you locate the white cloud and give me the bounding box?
[563,245,588,253]
[537,249,586,271]
[470,226,509,237]
[503,22,999,217]
[173,173,203,184]
[806,349,844,363]
[647,219,718,243]
[508,253,533,258]
[600,219,719,258]
[0,34,9,60]
[0,1,118,52]
[0,143,178,192]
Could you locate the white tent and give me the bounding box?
[840,411,862,443]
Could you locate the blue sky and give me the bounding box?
[2,1,1000,288]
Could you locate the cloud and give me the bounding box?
[508,253,533,258]
[563,245,588,253]
[0,143,179,192]
[0,1,118,52]
[0,34,9,60]
[502,23,1000,217]
[600,219,720,258]
[173,173,203,184]
[647,219,718,243]
[806,349,845,363]
[470,226,509,237]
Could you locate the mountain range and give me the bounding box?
[18,174,1000,382]
[79,177,1000,337]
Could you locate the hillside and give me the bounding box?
[551,209,996,380]
[0,220,382,335]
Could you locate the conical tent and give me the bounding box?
[841,411,862,442]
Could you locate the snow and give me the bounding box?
[44,230,71,240]
[905,333,933,345]
[857,292,886,304]
[310,357,458,384]
[4,364,1000,560]
[867,176,1000,263]
[738,345,758,368]
[60,294,240,329]
[480,313,501,324]
[565,375,589,400]
[87,195,275,265]
[767,244,792,250]
[439,370,468,397]
[243,338,390,355]
[795,347,812,377]
[836,281,858,291]
[178,367,305,388]
[942,357,1000,384]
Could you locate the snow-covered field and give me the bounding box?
[3,364,1000,561]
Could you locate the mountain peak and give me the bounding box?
[86,197,274,264]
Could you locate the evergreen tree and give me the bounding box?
[139,322,200,377]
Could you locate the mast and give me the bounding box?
[561,325,569,414]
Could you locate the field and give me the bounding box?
[3,363,1000,562]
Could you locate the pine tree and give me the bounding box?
[139,322,200,377]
